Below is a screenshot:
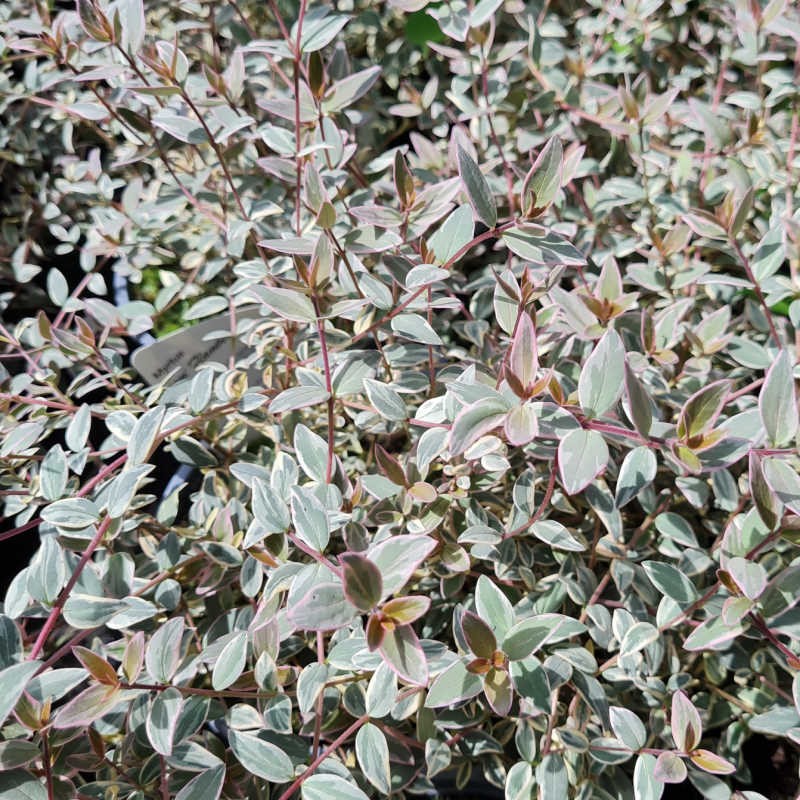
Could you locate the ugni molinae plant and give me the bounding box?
[0,1,799,799]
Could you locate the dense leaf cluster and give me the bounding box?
[1,1,799,799]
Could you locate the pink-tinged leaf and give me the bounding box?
[122,631,145,683]
[287,583,356,631]
[379,624,428,686]
[759,350,798,447]
[340,553,383,612]
[425,659,483,707]
[504,404,539,446]
[557,428,609,495]
[676,380,731,441]
[368,535,437,600]
[483,667,513,716]
[653,752,687,784]
[145,617,185,684]
[624,362,653,437]
[762,457,800,516]
[683,616,746,652]
[509,314,538,393]
[689,749,736,775]
[521,137,563,217]
[382,595,431,625]
[460,611,497,659]
[53,683,126,729]
[671,691,702,753]
[72,647,118,687]
[749,451,782,531]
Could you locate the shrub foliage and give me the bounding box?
[1,1,799,798]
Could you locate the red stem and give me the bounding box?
[29,515,112,660]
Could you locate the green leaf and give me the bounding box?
[509,657,550,713]
[300,10,348,52]
[302,774,370,800]
[426,738,452,779]
[494,268,521,334]
[291,486,330,551]
[475,575,515,640]
[611,706,647,751]
[615,445,657,508]
[212,631,248,690]
[146,687,184,756]
[229,729,295,782]
[643,561,699,604]
[428,205,474,265]
[252,480,290,533]
[759,350,797,447]
[536,753,567,800]
[269,385,330,414]
[62,595,126,628]
[620,622,659,658]
[41,497,100,529]
[0,740,41,771]
[117,0,145,52]
[0,616,21,670]
[578,328,625,418]
[127,406,165,467]
[521,137,563,217]
[66,404,92,452]
[379,624,428,686]
[671,690,702,752]
[341,553,383,611]
[106,465,153,518]
[297,663,329,714]
[288,583,355,631]
[152,112,205,143]
[505,761,534,800]
[683,616,745,651]
[502,618,555,661]
[40,445,68,501]
[471,0,504,26]
[457,147,497,228]
[558,429,609,495]
[364,378,407,421]
[0,661,41,727]
[725,556,767,600]
[751,223,785,281]
[366,662,397,718]
[356,723,391,794]
[450,397,511,455]
[633,754,663,800]
[391,313,443,345]
[368,535,437,598]
[503,227,585,266]
[174,765,225,800]
[676,380,731,440]
[145,617,185,683]
[762,457,800,515]
[425,659,483,707]
[253,286,316,322]
[624,363,653,437]
[322,66,382,113]
[530,519,586,552]
[294,424,330,483]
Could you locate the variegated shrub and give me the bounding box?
[0,1,799,799]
